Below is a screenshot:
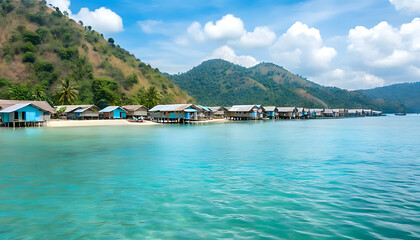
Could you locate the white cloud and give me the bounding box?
[400,18,420,51]
[208,45,259,68]
[187,21,205,42]
[186,14,275,49]
[203,14,245,40]
[236,26,276,48]
[347,18,420,68]
[389,0,420,14]
[270,21,337,74]
[138,20,164,34]
[46,0,123,34]
[73,7,123,34]
[46,0,71,14]
[319,69,385,90]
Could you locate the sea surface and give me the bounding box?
[0,115,419,239]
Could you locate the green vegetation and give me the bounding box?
[0,0,191,107]
[56,78,78,105]
[357,82,420,113]
[170,59,395,111]
[143,86,161,109]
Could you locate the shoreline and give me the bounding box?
[45,118,230,128]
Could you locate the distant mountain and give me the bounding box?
[357,82,420,113]
[0,0,192,107]
[170,59,384,109]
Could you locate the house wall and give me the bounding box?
[132,110,148,117]
[81,110,99,118]
[1,105,44,123]
[113,109,127,119]
[150,111,198,120]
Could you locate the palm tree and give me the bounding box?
[32,86,45,101]
[57,78,78,105]
[144,86,160,109]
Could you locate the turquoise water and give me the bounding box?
[1,115,420,239]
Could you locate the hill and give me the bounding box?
[357,82,420,113]
[0,0,192,108]
[170,59,392,110]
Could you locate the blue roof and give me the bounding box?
[99,106,125,113]
[0,103,34,113]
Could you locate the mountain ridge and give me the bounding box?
[170,59,401,111]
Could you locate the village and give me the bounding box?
[0,99,383,127]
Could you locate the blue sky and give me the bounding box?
[47,0,420,90]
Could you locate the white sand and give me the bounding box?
[191,119,230,124]
[46,119,159,128]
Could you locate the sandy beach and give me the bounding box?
[46,118,230,127]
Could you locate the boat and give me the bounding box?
[395,113,406,116]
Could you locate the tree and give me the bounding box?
[144,86,160,109]
[108,38,115,47]
[9,84,32,100]
[78,20,83,26]
[57,78,78,105]
[32,86,45,101]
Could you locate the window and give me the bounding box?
[22,112,26,120]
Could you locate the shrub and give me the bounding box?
[35,27,50,41]
[22,42,35,53]
[26,12,46,25]
[123,73,138,90]
[22,30,41,45]
[22,52,35,63]
[57,46,79,60]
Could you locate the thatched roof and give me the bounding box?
[122,105,148,111]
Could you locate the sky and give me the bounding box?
[46,0,420,90]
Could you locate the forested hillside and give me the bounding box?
[357,82,420,113]
[170,59,397,110]
[0,0,192,108]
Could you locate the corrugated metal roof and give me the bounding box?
[149,104,192,112]
[264,106,276,112]
[324,109,333,114]
[99,106,126,113]
[184,108,198,112]
[122,105,148,111]
[208,106,222,112]
[55,105,94,113]
[229,105,256,112]
[277,107,296,112]
[0,103,32,113]
[73,108,88,113]
[0,99,56,113]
